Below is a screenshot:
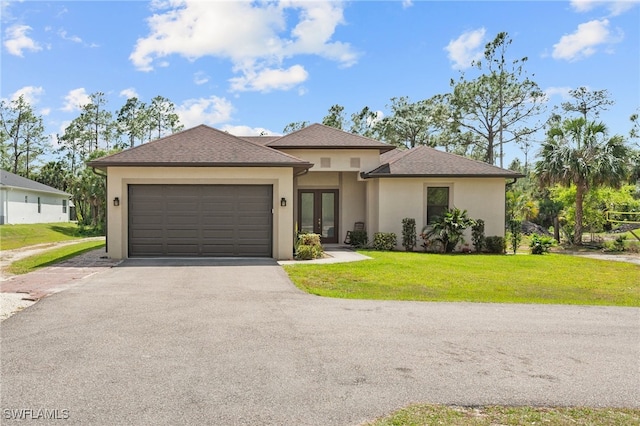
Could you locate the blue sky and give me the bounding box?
[2,0,639,166]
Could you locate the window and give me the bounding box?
[62,199,67,213]
[37,197,41,213]
[427,187,449,224]
[25,196,28,203]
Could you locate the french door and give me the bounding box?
[298,189,339,244]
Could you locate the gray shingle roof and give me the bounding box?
[363,146,524,178]
[0,170,70,196]
[238,136,281,145]
[87,125,312,171]
[266,123,395,152]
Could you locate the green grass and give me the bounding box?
[364,404,640,425]
[284,251,640,307]
[6,241,106,275]
[0,222,97,251]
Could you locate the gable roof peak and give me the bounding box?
[267,123,395,152]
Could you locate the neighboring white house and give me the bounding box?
[0,170,71,225]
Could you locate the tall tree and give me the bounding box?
[535,118,629,245]
[147,96,182,140]
[448,32,546,166]
[322,104,347,130]
[349,106,379,137]
[35,160,71,191]
[0,95,47,177]
[561,87,614,122]
[283,121,309,134]
[115,97,148,148]
[81,92,114,151]
[373,96,449,148]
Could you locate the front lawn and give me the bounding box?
[365,404,640,425]
[284,251,639,307]
[0,222,99,251]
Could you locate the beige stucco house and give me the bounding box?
[87,123,522,260]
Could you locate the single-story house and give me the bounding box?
[87,123,522,259]
[0,169,71,225]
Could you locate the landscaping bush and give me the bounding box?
[401,218,417,252]
[373,232,397,251]
[347,230,368,248]
[422,207,474,253]
[508,219,523,254]
[529,233,556,254]
[471,219,485,253]
[295,233,324,260]
[603,235,627,252]
[485,236,506,254]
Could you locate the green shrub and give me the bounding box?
[485,236,506,254]
[423,207,474,253]
[373,232,397,251]
[295,233,323,260]
[401,218,417,252]
[603,235,627,252]
[471,219,485,253]
[348,230,368,248]
[529,233,556,255]
[508,219,522,254]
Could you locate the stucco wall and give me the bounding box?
[375,177,507,250]
[294,171,367,243]
[105,167,294,260]
[0,188,69,224]
[279,149,380,172]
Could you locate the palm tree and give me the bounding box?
[535,118,629,245]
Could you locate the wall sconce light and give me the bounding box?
[280,197,287,207]
[113,197,120,207]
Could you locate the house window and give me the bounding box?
[62,199,67,213]
[25,196,28,203]
[427,187,449,224]
[38,197,41,213]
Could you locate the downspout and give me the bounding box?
[91,167,108,253]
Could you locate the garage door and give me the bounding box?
[128,185,273,257]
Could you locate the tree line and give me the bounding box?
[1,31,638,245]
[0,93,183,230]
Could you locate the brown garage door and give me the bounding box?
[128,185,273,257]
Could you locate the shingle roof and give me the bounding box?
[0,169,70,196]
[363,146,524,178]
[266,123,395,152]
[238,136,281,145]
[87,125,312,172]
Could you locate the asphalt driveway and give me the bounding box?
[1,258,638,425]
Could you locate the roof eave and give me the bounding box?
[86,161,314,169]
[360,172,525,179]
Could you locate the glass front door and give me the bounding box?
[298,189,339,244]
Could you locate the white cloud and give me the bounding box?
[58,29,82,43]
[10,86,44,105]
[570,0,638,16]
[194,71,209,85]
[61,88,91,111]
[129,1,357,92]
[119,88,139,99]
[402,0,414,8]
[175,95,234,129]
[552,19,622,61]
[445,28,486,70]
[543,86,573,103]
[3,25,42,57]
[221,125,278,136]
[229,65,309,93]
